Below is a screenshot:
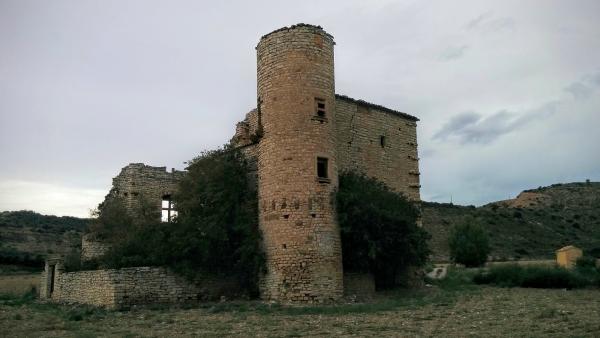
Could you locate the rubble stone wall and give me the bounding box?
[81,233,110,262]
[335,96,420,201]
[42,266,237,309]
[108,163,185,220]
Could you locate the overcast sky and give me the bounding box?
[1,0,599,217]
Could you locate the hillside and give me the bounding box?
[1,181,599,268]
[0,211,89,269]
[422,182,600,262]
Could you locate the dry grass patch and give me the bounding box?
[1,286,599,337]
[0,274,39,296]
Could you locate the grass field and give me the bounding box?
[0,273,39,296]
[1,281,599,337]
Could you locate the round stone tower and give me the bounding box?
[256,24,343,303]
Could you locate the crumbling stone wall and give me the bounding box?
[256,24,343,303]
[81,233,110,262]
[41,264,238,309]
[106,163,185,220]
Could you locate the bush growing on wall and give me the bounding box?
[90,147,265,297]
[448,218,490,267]
[336,171,430,289]
[170,147,264,296]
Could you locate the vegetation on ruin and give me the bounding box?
[473,261,600,289]
[171,147,264,296]
[86,147,264,297]
[448,218,490,267]
[336,171,430,289]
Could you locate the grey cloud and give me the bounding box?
[439,45,469,61]
[465,11,494,30]
[1,1,599,214]
[433,102,559,145]
[465,11,515,33]
[565,71,600,99]
[565,82,593,99]
[583,71,600,87]
[486,17,516,32]
[433,111,480,140]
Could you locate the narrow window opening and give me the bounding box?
[315,98,326,118]
[316,157,331,183]
[380,135,386,148]
[161,194,177,223]
[317,157,328,179]
[282,244,287,249]
[283,214,289,219]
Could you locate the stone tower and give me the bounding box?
[256,24,343,303]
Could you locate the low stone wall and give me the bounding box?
[343,273,375,300]
[42,266,238,309]
[110,267,238,309]
[53,269,116,307]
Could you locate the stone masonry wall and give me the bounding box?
[107,163,185,220]
[335,95,420,201]
[256,24,343,303]
[52,269,117,307]
[81,233,110,262]
[42,266,238,309]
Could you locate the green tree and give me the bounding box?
[336,171,430,289]
[170,147,264,296]
[448,218,490,267]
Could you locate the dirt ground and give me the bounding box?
[1,286,599,337]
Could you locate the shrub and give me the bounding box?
[336,171,430,289]
[473,264,592,289]
[576,256,597,269]
[170,148,264,296]
[448,219,490,267]
[589,247,600,258]
[91,147,265,297]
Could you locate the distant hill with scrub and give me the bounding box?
[0,210,89,271]
[422,182,600,262]
[2,181,599,270]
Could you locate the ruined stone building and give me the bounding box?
[42,24,420,306]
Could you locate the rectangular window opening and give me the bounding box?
[315,98,326,118]
[161,195,176,223]
[317,157,329,181]
[380,135,386,148]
